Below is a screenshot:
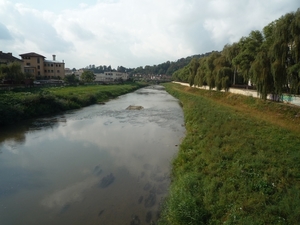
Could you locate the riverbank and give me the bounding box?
[173,81,300,107]
[0,82,147,126]
[159,83,300,225]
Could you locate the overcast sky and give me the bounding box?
[0,0,299,69]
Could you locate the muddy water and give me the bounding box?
[0,85,185,225]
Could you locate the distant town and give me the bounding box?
[0,51,173,86]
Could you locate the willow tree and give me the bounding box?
[233,31,263,86]
[250,22,275,100]
[222,43,239,85]
[271,13,292,95]
[172,65,190,82]
[212,54,232,91]
[270,10,300,95]
[205,52,221,89]
[188,58,200,87]
[288,9,300,94]
[250,49,274,100]
[194,57,208,87]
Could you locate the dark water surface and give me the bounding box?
[0,85,185,225]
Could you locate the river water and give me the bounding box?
[0,85,185,225]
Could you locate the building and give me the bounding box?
[0,51,24,73]
[0,51,23,65]
[19,52,65,79]
[95,71,128,82]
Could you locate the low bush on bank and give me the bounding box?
[0,83,146,126]
[159,83,300,225]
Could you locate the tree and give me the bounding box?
[222,43,239,85]
[0,62,24,84]
[80,70,95,83]
[213,54,232,91]
[64,74,78,84]
[233,31,263,85]
[249,22,275,100]
[0,64,8,80]
[205,52,220,89]
[194,57,208,87]
[117,66,126,73]
[188,58,199,86]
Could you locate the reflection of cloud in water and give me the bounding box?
[55,115,181,178]
[41,176,99,209]
[48,88,185,179]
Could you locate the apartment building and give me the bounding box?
[19,52,65,79]
[95,71,128,82]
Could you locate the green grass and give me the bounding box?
[159,83,300,225]
[0,82,147,126]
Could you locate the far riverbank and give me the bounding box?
[0,82,147,126]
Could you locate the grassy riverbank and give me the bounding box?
[159,83,300,225]
[0,82,147,126]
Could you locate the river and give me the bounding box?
[0,85,185,225]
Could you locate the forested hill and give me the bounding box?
[130,52,216,75]
[85,52,216,76]
[172,8,300,100]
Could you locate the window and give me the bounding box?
[51,70,53,72]
[44,70,47,73]
[57,70,60,73]
[37,57,40,63]
[38,65,40,69]
[51,64,53,67]
[38,71,40,75]
[26,63,30,66]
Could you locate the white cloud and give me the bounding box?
[0,0,299,69]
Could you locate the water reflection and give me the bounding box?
[0,85,185,225]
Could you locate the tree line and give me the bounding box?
[130,53,214,76]
[173,9,300,100]
[0,62,31,84]
[84,53,213,76]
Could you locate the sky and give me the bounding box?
[0,0,299,70]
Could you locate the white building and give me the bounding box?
[95,71,128,82]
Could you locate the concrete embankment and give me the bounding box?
[172,81,300,107]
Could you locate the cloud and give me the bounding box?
[0,0,299,69]
[0,22,12,40]
[41,177,99,209]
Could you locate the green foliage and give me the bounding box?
[0,62,24,83]
[172,8,300,98]
[159,83,300,225]
[188,58,199,87]
[159,173,210,225]
[172,65,190,82]
[80,70,96,83]
[0,83,146,126]
[64,74,78,84]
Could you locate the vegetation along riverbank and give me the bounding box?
[0,82,147,126]
[158,83,300,225]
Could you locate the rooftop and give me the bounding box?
[0,51,22,62]
[19,52,46,58]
